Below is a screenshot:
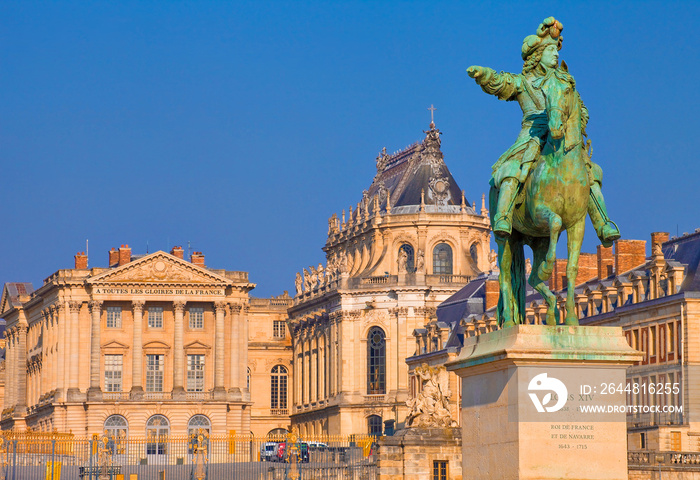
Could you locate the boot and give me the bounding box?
[492,178,519,237]
[588,183,620,248]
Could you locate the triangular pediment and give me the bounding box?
[184,340,211,350]
[102,340,130,350]
[87,251,233,286]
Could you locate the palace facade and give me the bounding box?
[433,230,700,452]
[0,246,293,438]
[287,121,492,436]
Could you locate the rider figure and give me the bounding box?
[467,17,620,247]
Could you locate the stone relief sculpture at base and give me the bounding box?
[406,364,457,428]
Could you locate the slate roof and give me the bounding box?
[4,283,34,308]
[435,273,492,326]
[364,122,473,213]
[663,229,700,292]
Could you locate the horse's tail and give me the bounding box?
[510,239,527,324]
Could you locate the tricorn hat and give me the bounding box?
[521,17,564,60]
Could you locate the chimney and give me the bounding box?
[576,252,598,285]
[74,252,88,270]
[614,239,646,274]
[551,258,568,291]
[651,232,670,249]
[108,248,119,267]
[118,245,131,266]
[190,251,205,267]
[484,279,499,311]
[597,245,614,279]
[170,246,184,259]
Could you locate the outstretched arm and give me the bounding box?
[467,66,521,101]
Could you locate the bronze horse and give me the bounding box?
[490,73,589,327]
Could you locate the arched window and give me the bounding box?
[146,415,169,456]
[470,243,479,264]
[104,415,128,453]
[187,415,211,438]
[398,244,415,273]
[271,365,288,412]
[368,415,383,436]
[433,243,453,275]
[367,327,386,394]
[267,428,287,438]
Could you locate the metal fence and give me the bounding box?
[0,431,378,480]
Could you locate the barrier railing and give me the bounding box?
[0,430,378,480]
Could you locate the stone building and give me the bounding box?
[437,229,700,453]
[0,246,292,437]
[287,121,492,436]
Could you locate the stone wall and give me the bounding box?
[377,428,462,480]
[629,468,700,479]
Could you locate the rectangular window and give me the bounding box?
[433,460,448,480]
[104,355,123,392]
[273,320,286,338]
[633,329,640,350]
[146,354,164,392]
[189,307,204,329]
[187,355,205,392]
[106,306,122,329]
[651,326,657,356]
[668,323,675,353]
[148,307,163,328]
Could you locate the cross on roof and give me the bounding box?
[428,104,436,124]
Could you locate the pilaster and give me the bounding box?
[213,301,227,399]
[172,300,186,399]
[66,301,83,401]
[87,300,103,401]
[130,300,145,399]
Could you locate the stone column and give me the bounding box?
[87,300,103,400]
[319,329,326,401]
[173,301,186,398]
[5,330,14,409]
[239,305,249,398]
[228,304,242,397]
[16,324,28,411]
[39,307,51,395]
[329,314,336,396]
[302,330,309,405]
[55,304,66,401]
[213,301,227,399]
[335,314,343,395]
[67,301,82,401]
[131,300,145,399]
[310,333,318,404]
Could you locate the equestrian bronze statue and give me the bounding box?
[467,17,620,326]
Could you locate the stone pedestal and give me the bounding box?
[446,325,642,480]
[377,428,462,480]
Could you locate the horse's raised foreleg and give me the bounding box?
[529,238,558,325]
[497,237,516,328]
[564,219,585,325]
[537,211,562,282]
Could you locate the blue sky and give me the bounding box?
[2,1,699,297]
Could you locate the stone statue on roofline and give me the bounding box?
[467,16,619,247]
[295,272,302,296]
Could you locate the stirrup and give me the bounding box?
[597,221,620,248]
